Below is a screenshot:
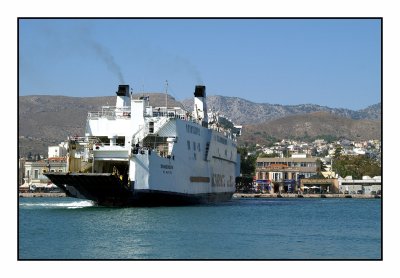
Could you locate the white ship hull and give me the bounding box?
[46,85,241,207]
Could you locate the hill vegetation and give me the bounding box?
[238,111,381,146]
[19,93,182,156]
[182,95,381,125]
[18,94,381,157]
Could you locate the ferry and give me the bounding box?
[45,84,241,206]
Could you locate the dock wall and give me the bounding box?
[19,192,67,198]
[19,192,380,199]
[233,193,381,199]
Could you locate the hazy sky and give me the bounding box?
[19,18,381,110]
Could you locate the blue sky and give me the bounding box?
[19,18,381,110]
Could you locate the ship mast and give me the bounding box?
[165,80,168,109]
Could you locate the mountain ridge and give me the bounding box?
[182,95,381,125]
[18,94,381,157]
[238,111,381,146]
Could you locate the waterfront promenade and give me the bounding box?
[233,193,381,199]
[19,192,66,198]
[19,192,380,199]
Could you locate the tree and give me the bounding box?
[333,155,381,179]
[333,146,342,159]
[259,152,280,158]
[318,149,329,157]
[237,147,256,178]
[310,147,318,157]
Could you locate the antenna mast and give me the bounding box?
[165,80,168,109]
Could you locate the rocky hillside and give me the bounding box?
[18,94,381,157]
[239,111,381,146]
[182,96,381,125]
[19,93,182,156]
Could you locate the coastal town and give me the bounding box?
[18,136,382,198]
[238,137,381,197]
[17,17,384,264]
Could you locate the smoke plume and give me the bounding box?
[174,56,203,85]
[88,40,125,84]
[77,25,125,84]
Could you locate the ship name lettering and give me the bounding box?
[161,164,173,169]
[212,173,226,187]
[216,135,227,145]
[186,124,200,136]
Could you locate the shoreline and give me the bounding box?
[19,192,381,199]
[233,193,381,199]
[19,192,67,198]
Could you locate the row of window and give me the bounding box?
[28,169,63,179]
[257,161,316,168]
[187,140,201,152]
[186,140,235,161]
[186,124,201,135]
[214,135,227,145]
[258,172,314,180]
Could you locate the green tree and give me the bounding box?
[333,155,381,179]
[259,152,280,158]
[237,147,256,178]
[318,149,329,157]
[333,146,342,159]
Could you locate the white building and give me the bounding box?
[20,143,68,191]
[338,176,381,194]
[23,157,67,191]
[353,148,366,155]
[48,142,68,158]
[291,153,307,159]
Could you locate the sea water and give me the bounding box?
[18,197,381,260]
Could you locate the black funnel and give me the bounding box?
[194,85,206,98]
[116,85,130,97]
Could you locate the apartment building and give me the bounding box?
[23,157,67,185]
[255,155,319,193]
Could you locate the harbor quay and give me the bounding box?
[19,192,66,198]
[19,192,380,199]
[233,193,381,199]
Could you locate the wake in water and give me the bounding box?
[19,200,94,209]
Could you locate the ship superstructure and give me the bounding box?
[45,84,241,206]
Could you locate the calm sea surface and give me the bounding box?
[18,197,381,260]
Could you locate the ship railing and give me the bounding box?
[150,107,187,120]
[68,136,100,144]
[87,106,131,119]
[132,116,169,144]
[131,145,173,159]
[93,142,130,151]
